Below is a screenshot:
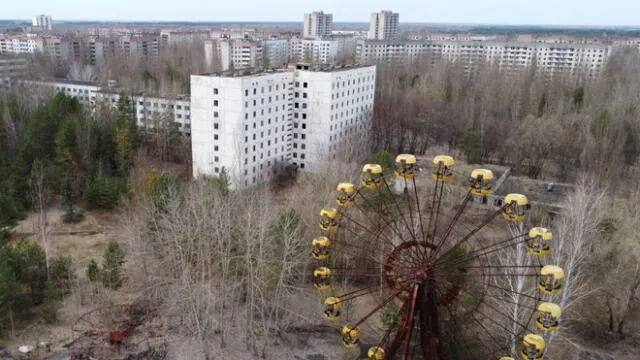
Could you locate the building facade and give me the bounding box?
[0,56,28,91]
[356,39,611,77]
[289,39,339,64]
[368,11,400,41]
[264,39,290,68]
[303,11,334,39]
[32,15,53,31]
[208,40,264,71]
[20,80,192,135]
[0,36,44,54]
[190,63,376,189]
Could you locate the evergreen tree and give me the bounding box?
[114,93,138,177]
[86,259,100,282]
[460,123,483,164]
[41,280,60,324]
[102,239,125,289]
[0,259,25,336]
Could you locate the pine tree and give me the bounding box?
[102,239,125,289]
[460,123,483,164]
[86,259,100,282]
[42,280,60,324]
[0,259,23,337]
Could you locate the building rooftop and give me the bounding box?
[199,63,374,78]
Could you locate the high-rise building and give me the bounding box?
[32,15,53,31]
[0,55,28,91]
[355,39,611,77]
[289,39,339,64]
[264,39,290,68]
[303,11,334,39]
[190,63,376,189]
[206,40,264,71]
[368,11,399,41]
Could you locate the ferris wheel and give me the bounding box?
[311,154,565,360]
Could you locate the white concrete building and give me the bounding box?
[190,63,376,189]
[0,56,28,91]
[368,11,399,41]
[264,39,290,68]
[289,39,339,64]
[0,35,44,54]
[208,40,264,71]
[303,11,333,39]
[356,39,611,77]
[20,80,192,135]
[32,15,53,31]
[160,30,212,44]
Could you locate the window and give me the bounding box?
[301,154,305,159]
[214,156,219,162]
[303,93,307,98]
[302,123,306,129]
[245,89,249,96]
[300,163,305,169]
[214,134,219,140]
[301,144,306,149]
[214,111,219,118]
[215,167,220,173]
[214,100,218,106]
[214,123,219,129]
[214,88,218,95]
[214,145,219,151]
[303,82,308,88]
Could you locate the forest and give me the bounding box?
[0,44,639,359]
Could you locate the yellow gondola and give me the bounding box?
[501,193,530,222]
[539,265,565,294]
[336,182,357,207]
[527,227,552,255]
[362,164,384,188]
[432,155,455,181]
[395,154,417,179]
[368,346,385,359]
[341,325,361,348]
[521,334,546,360]
[311,236,330,260]
[320,208,339,231]
[536,302,561,331]
[313,267,331,290]
[323,297,341,320]
[469,169,495,196]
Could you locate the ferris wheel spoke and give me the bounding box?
[481,292,539,311]
[426,177,446,241]
[485,283,544,302]
[430,190,474,259]
[350,290,402,331]
[382,178,420,243]
[411,177,428,243]
[402,179,418,241]
[340,212,397,247]
[433,204,508,264]
[470,314,511,355]
[354,200,408,246]
[434,235,530,274]
[334,285,385,304]
[356,186,413,246]
[473,307,522,338]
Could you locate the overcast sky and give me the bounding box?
[4,0,638,26]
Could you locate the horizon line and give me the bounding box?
[2,19,640,28]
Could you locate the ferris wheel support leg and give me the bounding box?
[419,278,446,360]
[387,285,419,359]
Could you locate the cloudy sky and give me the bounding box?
[4,0,638,26]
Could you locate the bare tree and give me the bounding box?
[29,159,52,278]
